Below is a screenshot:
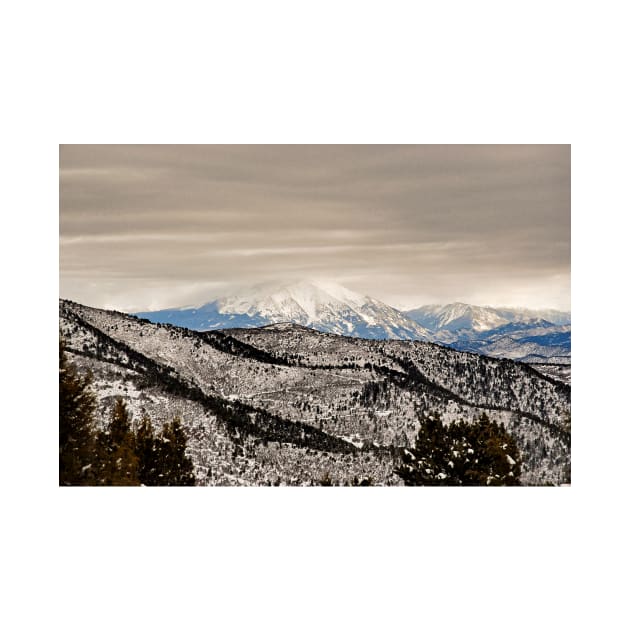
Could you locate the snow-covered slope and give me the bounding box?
[136,281,432,341]
[134,285,570,362]
[405,303,571,332]
[447,319,571,362]
[405,302,508,333]
[60,298,571,485]
[404,303,571,361]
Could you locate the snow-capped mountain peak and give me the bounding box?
[133,284,570,360]
[405,302,571,333]
[135,280,431,341]
[219,280,369,324]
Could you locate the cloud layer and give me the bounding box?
[60,145,570,311]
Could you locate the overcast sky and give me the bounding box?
[60,144,570,312]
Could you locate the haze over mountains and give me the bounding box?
[135,281,571,364]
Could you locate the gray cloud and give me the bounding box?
[60,144,570,311]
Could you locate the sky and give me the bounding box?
[59,144,570,312]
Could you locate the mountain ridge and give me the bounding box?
[60,298,571,485]
[132,281,571,362]
[404,302,571,332]
[136,280,433,341]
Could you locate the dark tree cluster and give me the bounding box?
[395,412,522,486]
[359,380,389,406]
[59,338,195,486]
[201,330,291,366]
[59,337,98,485]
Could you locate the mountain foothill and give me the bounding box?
[59,282,570,486]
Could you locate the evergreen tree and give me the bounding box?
[155,419,195,486]
[97,399,140,486]
[135,415,160,486]
[394,414,452,486]
[59,337,97,485]
[460,414,521,486]
[395,412,521,486]
[60,336,195,486]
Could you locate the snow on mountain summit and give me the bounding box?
[219,280,374,322]
[406,302,512,333]
[219,280,367,323]
[135,280,432,340]
[403,302,571,362]
[132,282,570,359]
[405,302,571,333]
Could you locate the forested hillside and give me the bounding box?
[60,299,570,485]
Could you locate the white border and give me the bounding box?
[4,2,629,629]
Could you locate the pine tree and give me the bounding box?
[393,414,454,486]
[460,413,521,486]
[395,412,521,486]
[97,399,140,486]
[59,336,98,485]
[60,335,195,486]
[155,419,195,486]
[135,415,160,486]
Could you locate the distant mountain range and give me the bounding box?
[134,281,570,363]
[404,302,570,332]
[404,303,571,363]
[135,281,432,341]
